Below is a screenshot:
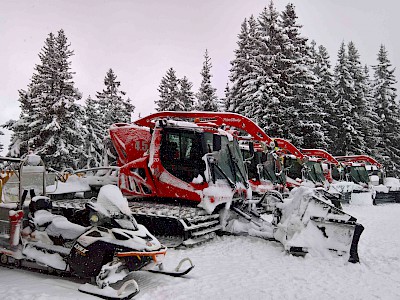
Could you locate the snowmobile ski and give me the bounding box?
[146,257,194,277]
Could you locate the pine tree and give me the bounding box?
[362,65,381,157]
[310,41,336,150]
[278,3,321,148]
[178,76,195,111]
[82,96,104,168]
[253,3,283,135]
[196,49,219,111]
[7,30,85,169]
[96,68,134,132]
[371,45,400,176]
[346,41,368,153]
[155,68,182,111]
[228,17,257,114]
[222,83,231,112]
[331,42,357,155]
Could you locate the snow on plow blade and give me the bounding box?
[273,187,364,263]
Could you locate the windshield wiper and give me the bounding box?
[226,144,249,189]
[207,155,236,188]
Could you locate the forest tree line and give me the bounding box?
[2,2,399,176]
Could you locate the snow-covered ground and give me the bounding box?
[1,203,400,300]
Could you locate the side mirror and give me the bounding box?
[213,135,221,151]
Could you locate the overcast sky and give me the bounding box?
[0,0,399,154]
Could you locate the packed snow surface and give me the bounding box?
[1,203,400,299]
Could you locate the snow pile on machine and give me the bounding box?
[222,186,363,262]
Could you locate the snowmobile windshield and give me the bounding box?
[113,216,138,231]
[350,166,369,184]
[89,208,139,231]
[90,185,139,230]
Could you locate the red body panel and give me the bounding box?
[273,138,305,160]
[302,149,339,165]
[109,123,152,166]
[134,111,273,144]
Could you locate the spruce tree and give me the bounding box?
[7,29,85,169]
[310,42,336,150]
[278,3,321,148]
[331,42,357,155]
[178,76,195,111]
[96,68,134,132]
[155,67,182,111]
[82,96,104,168]
[371,45,400,176]
[196,49,219,111]
[228,17,257,114]
[346,41,368,153]
[362,65,381,157]
[254,2,284,136]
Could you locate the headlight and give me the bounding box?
[90,214,99,223]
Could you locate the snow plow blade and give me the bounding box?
[273,187,364,263]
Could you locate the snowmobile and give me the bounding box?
[0,156,194,299]
[107,111,364,262]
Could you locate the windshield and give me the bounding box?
[304,161,326,183]
[212,136,248,187]
[259,153,286,185]
[284,156,303,180]
[161,129,206,183]
[241,148,259,181]
[350,166,370,184]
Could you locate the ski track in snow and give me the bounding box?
[1,204,400,300]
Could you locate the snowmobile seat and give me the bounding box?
[46,213,87,243]
[31,210,87,245]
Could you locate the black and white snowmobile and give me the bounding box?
[0,185,194,300]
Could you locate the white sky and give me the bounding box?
[0,0,399,154]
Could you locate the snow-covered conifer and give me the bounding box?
[96,68,134,132]
[7,30,85,169]
[331,41,357,155]
[253,3,283,135]
[196,49,219,111]
[310,42,336,150]
[82,96,104,168]
[371,45,400,175]
[278,4,321,148]
[178,76,195,111]
[155,68,182,111]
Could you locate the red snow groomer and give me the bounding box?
[273,138,329,189]
[109,112,364,262]
[335,155,400,204]
[110,111,256,246]
[301,149,341,183]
